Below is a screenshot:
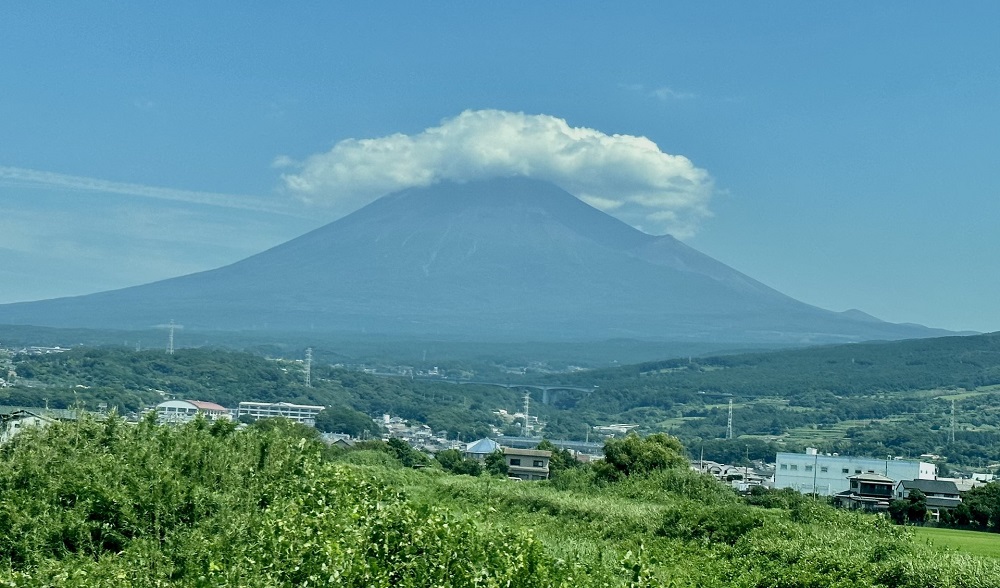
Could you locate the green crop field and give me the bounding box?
[913,526,1000,558]
[782,418,891,445]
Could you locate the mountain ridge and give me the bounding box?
[0,177,958,343]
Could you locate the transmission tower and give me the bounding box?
[522,390,531,437]
[304,348,313,388]
[726,398,734,440]
[166,320,182,354]
[950,399,956,444]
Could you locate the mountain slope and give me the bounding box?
[0,177,954,343]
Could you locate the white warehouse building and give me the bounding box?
[235,401,325,426]
[775,448,936,496]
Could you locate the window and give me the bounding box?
[805,465,813,472]
[842,468,849,474]
[855,469,862,474]
[533,460,544,468]
[509,459,521,466]
[780,464,787,470]
[790,465,798,471]
[820,467,828,473]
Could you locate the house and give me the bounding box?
[321,433,357,450]
[693,460,770,491]
[775,448,936,496]
[939,477,985,493]
[464,438,502,461]
[155,400,231,424]
[0,410,57,444]
[834,473,896,511]
[235,401,325,425]
[895,479,962,522]
[503,447,551,481]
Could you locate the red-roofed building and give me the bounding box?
[156,400,231,424]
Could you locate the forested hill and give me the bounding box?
[7,332,1000,466]
[556,332,1000,397]
[3,347,523,440]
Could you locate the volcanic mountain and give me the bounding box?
[0,177,952,343]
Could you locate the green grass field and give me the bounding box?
[913,526,1000,558]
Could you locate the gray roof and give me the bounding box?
[465,438,501,454]
[899,479,960,496]
[849,472,895,483]
[925,496,963,509]
[1,406,79,421]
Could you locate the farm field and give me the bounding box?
[913,526,1000,559]
[781,417,898,445]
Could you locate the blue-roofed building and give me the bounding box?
[465,438,501,460]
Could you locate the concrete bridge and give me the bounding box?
[459,381,597,405]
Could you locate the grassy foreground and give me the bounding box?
[2,417,1000,587]
[913,527,1000,559]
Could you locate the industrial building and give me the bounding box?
[775,448,936,496]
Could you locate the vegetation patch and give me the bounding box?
[914,527,1000,559]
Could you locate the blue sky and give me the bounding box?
[1,3,998,333]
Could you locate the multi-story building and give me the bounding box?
[0,410,56,444]
[156,400,231,424]
[235,401,324,426]
[775,448,936,496]
[503,447,551,481]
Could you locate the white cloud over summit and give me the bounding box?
[277,110,713,237]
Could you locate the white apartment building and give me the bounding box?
[235,401,324,426]
[775,448,936,496]
[156,400,231,424]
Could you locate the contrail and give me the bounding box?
[0,165,307,218]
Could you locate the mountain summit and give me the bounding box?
[0,177,951,343]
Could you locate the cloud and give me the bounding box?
[620,83,697,102]
[0,166,306,218]
[277,110,713,236]
[650,87,697,101]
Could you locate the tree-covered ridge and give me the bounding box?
[8,333,1000,466]
[566,332,1000,397]
[5,347,524,439]
[538,332,1000,466]
[2,419,998,586]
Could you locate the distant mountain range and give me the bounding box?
[0,177,960,343]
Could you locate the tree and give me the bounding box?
[484,449,508,477]
[963,482,1000,530]
[888,499,908,525]
[952,502,973,527]
[906,488,928,524]
[386,437,430,468]
[314,406,380,438]
[601,433,688,480]
[537,439,581,478]
[435,449,482,476]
